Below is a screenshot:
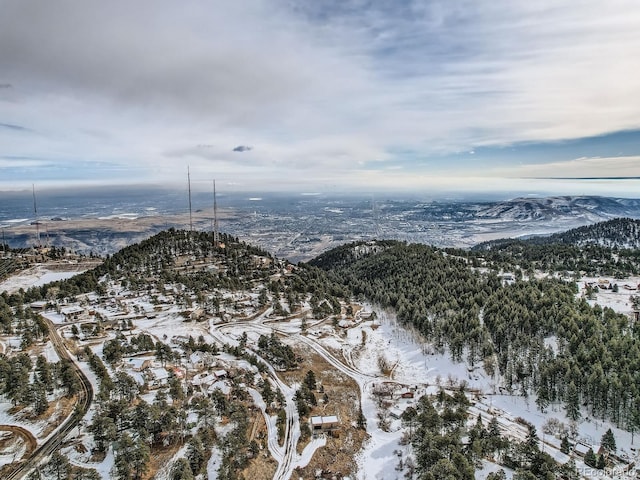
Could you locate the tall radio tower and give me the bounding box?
[213,179,219,247]
[187,167,193,232]
[32,184,40,247]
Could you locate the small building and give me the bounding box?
[148,367,170,387]
[499,273,515,285]
[61,306,84,321]
[207,381,231,396]
[190,351,215,370]
[400,390,414,399]
[30,301,47,310]
[126,358,153,372]
[310,415,339,431]
[193,373,217,387]
[171,335,190,347]
[214,369,228,379]
[190,307,205,321]
[574,442,600,457]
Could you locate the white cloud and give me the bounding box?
[1,0,640,190]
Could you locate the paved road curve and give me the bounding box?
[5,318,93,480]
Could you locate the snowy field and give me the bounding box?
[1,265,640,479]
[0,265,86,294]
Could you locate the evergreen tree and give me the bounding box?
[44,452,71,480]
[601,428,616,453]
[513,470,537,480]
[170,458,194,480]
[35,355,54,392]
[584,447,597,467]
[114,433,149,480]
[559,459,580,480]
[186,436,206,476]
[565,382,580,422]
[261,379,274,408]
[304,370,317,391]
[32,381,48,415]
[486,470,506,480]
[73,468,101,480]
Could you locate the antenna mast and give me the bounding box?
[188,167,193,232]
[32,184,40,247]
[372,194,380,239]
[213,179,219,247]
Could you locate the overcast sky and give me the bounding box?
[1,0,639,196]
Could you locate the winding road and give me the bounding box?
[4,318,93,480]
[210,308,375,480]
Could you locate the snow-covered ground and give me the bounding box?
[580,276,640,314]
[2,264,640,479]
[0,265,86,294]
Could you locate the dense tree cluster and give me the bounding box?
[101,332,167,365]
[472,218,640,276]
[294,371,318,418]
[23,230,273,301]
[0,353,78,415]
[312,240,640,434]
[402,389,578,480]
[406,390,474,479]
[311,241,490,360]
[257,332,298,370]
[0,296,49,347]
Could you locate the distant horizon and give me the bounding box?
[1,178,639,202]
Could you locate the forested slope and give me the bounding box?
[472,218,640,276]
[309,240,640,432]
[7,229,349,319]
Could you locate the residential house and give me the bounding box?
[126,357,153,372]
[310,415,339,432]
[147,367,170,387]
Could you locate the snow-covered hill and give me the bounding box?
[541,217,640,249]
[475,195,639,222]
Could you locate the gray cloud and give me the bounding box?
[233,146,253,153]
[0,122,29,131]
[1,0,640,191]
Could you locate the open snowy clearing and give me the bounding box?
[0,264,88,295]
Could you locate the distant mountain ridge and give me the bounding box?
[4,193,640,257]
[474,217,640,250]
[474,195,640,222]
